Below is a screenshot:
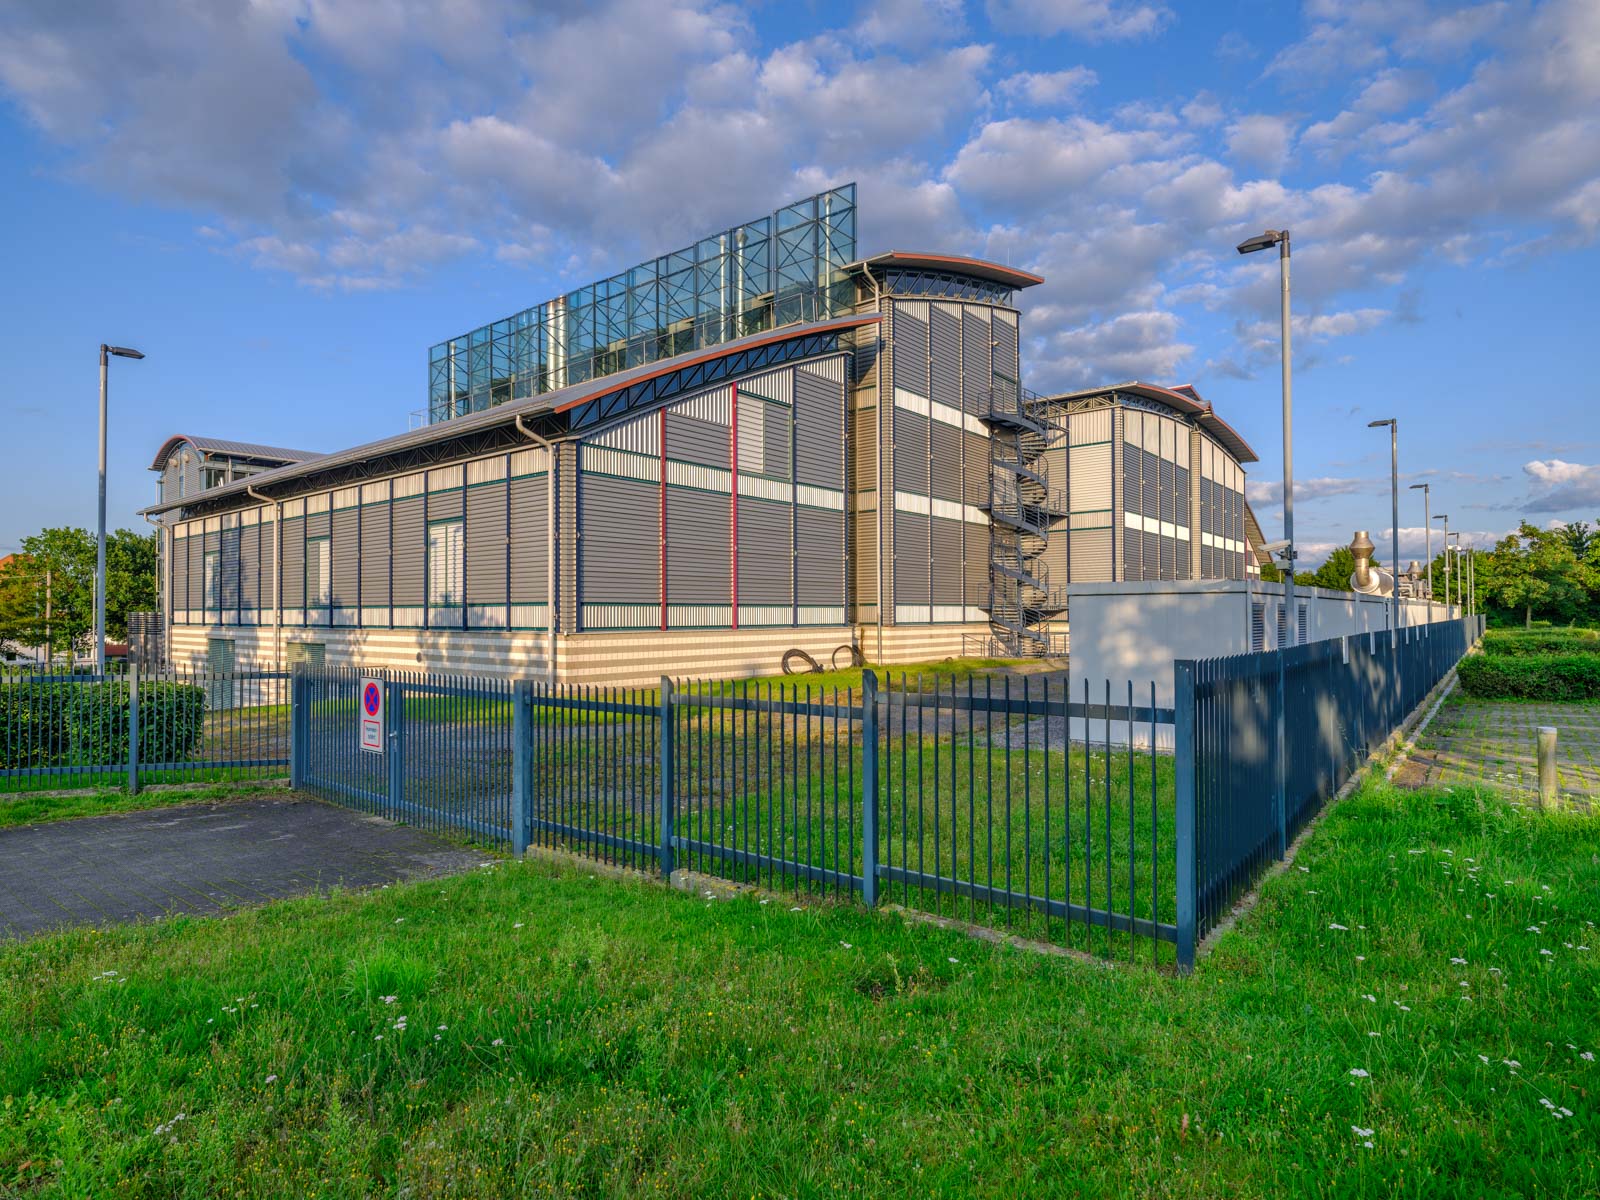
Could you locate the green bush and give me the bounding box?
[1457,653,1600,701]
[1481,629,1600,657]
[0,680,206,769]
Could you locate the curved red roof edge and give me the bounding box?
[553,314,883,414]
[856,251,1044,289]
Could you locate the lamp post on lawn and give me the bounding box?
[1236,226,1293,860]
[97,343,145,674]
[1449,533,1462,622]
[1409,482,1430,617]
[1369,418,1398,630]
[1434,513,1449,614]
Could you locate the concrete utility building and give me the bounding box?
[144,185,1267,683]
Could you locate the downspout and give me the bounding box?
[246,485,282,671]
[514,414,560,684]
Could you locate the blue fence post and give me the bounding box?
[387,679,406,828]
[289,669,304,790]
[659,676,675,879]
[1274,647,1287,859]
[860,668,880,906]
[126,664,140,795]
[511,679,531,856]
[1174,659,1197,973]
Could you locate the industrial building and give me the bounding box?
[144,185,1267,683]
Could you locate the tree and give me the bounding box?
[1308,547,1357,592]
[1557,519,1596,562]
[0,526,158,658]
[1478,522,1592,628]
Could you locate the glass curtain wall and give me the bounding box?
[427,185,857,423]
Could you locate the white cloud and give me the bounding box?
[1226,114,1295,172]
[985,0,1171,41]
[856,0,967,49]
[998,67,1098,107]
[1033,310,1194,389]
[1521,460,1600,513]
[1246,477,1373,506]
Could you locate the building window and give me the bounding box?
[428,519,464,606]
[306,536,331,607]
[202,467,228,490]
[203,550,220,610]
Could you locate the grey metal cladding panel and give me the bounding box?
[303,509,330,540]
[960,308,991,413]
[892,304,929,398]
[963,522,989,602]
[331,510,359,606]
[666,412,729,469]
[796,508,844,606]
[963,431,990,504]
[171,537,189,610]
[240,526,260,607]
[1123,526,1142,581]
[1122,443,1142,514]
[1160,459,1176,523]
[930,422,962,502]
[793,367,843,488]
[281,519,306,607]
[1071,528,1112,582]
[465,483,508,605]
[762,402,792,481]
[851,405,877,490]
[930,516,962,606]
[853,335,878,385]
[930,306,961,411]
[665,486,729,604]
[1160,533,1175,580]
[220,528,240,609]
[428,491,464,522]
[1143,449,1157,518]
[1146,531,1162,582]
[737,497,792,606]
[993,312,1019,378]
[893,409,929,493]
[259,527,275,604]
[390,498,425,606]
[853,510,877,599]
[560,443,578,633]
[360,506,390,605]
[893,511,930,604]
[581,474,660,603]
[508,476,549,604]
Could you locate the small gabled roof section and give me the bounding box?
[850,251,1044,290]
[149,436,322,472]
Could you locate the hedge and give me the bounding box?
[0,681,206,770]
[1457,653,1600,702]
[1481,629,1600,657]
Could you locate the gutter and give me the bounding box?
[247,485,283,671]
[514,415,560,684]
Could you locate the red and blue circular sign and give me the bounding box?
[363,682,382,716]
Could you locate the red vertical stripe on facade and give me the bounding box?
[730,381,738,629]
[659,408,667,631]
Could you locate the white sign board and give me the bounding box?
[359,676,386,753]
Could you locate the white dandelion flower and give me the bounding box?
[264,1074,278,1084]
[492,1038,505,1046]
[1355,955,1367,962]
[1362,993,1377,1003]
[1582,1052,1595,1062]
[1479,1055,1490,1064]
[1349,1068,1370,1078]
[1352,1126,1373,1138]
[840,942,853,949]
[1329,923,1349,931]
[1540,949,1553,957]
[1450,957,1467,965]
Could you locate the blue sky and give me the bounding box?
[2,0,1597,568]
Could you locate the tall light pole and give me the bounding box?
[98,344,145,674]
[1449,533,1462,620]
[1237,226,1292,860]
[1434,514,1449,614]
[1409,482,1431,618]
[1369,418,1398,630]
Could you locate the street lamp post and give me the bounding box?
[1237,227,1293,859]
[97,344,145,674]
[1369,418,1398,630]
[1434,514,1449,614]
[1409,482,1430,618]
[1449,533,1462,620]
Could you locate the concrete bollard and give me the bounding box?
[1537,725,1558,811]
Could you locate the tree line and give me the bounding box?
[0,527,158,660]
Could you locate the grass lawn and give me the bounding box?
[0,780,289,827]
[2,781,1596,1197]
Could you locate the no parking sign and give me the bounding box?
[360,677,385,753]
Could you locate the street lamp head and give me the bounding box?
[1236,229,1286,255]
[1408,482,1428,491]
[1434,513,1448,523]
[106,346,145,360]
[1367,418,1395,428]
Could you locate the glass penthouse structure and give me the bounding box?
[427,185,858,423]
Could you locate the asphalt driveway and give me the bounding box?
[0,794,492,941]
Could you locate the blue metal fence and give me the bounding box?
[292,616,1481,971]
[0,668,289,793]
[1174,614,1483,964]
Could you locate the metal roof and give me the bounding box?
[1038,380,1259,464]
[849,251,1044,290]
[140,312,880,517]
[149,436,323,472]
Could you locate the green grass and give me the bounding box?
[0,781,289,828]
[2,780,1596,1197]
[689,656,1036,696]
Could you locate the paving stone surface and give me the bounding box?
[1395,698,1600,805]
[0,795,491,941]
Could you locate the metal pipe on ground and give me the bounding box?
[1537,725,1558,811]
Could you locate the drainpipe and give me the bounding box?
[247,485,282,671]
[515,414,560,683]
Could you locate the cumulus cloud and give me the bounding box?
[985,0,1172,41]
[856,0,967,49]
[998,67,1098,107]
[1226,114,1295,173]
[1521,460,1600,513]
[1246,477,1374,506]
